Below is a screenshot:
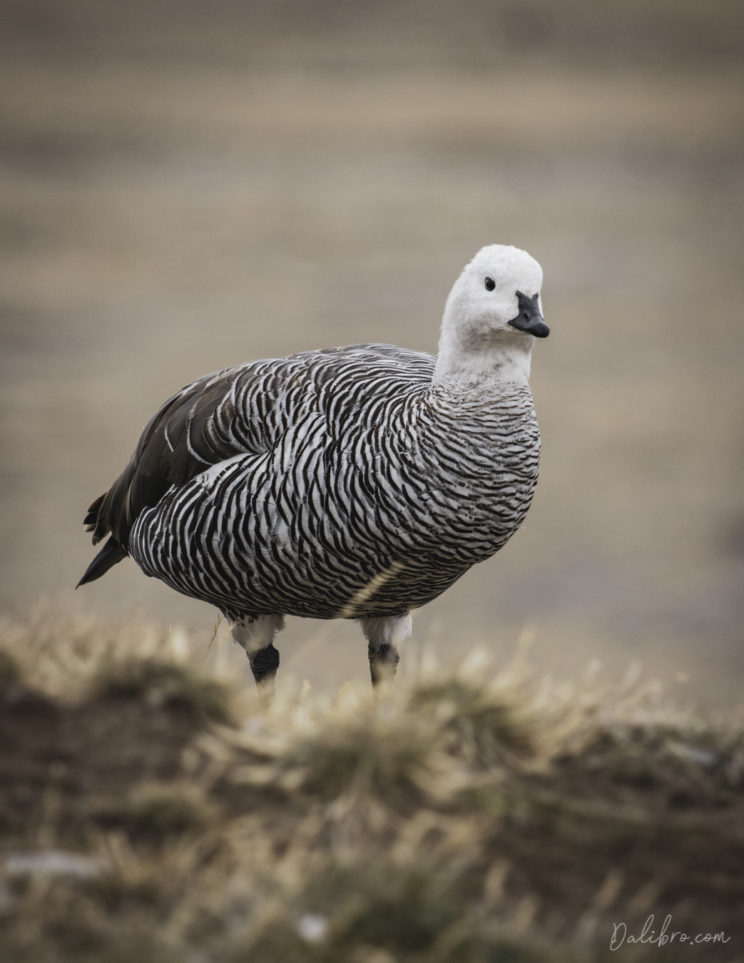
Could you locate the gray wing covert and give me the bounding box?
[83,362,279,552]
[78,344,434,586]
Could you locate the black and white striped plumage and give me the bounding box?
[79,244,549,691]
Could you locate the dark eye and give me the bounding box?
[484,277,495,291]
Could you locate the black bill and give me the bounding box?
[508,290,550,338]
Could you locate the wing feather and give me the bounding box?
[82,344,435,561]
[87,366,252,548]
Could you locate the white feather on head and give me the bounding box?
[435,244,544,385]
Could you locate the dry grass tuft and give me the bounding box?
[0,607,742,962]
[124,781,218,838]
[90,657,235,725]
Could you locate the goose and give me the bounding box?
[79,244,549,694]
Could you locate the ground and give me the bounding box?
[1,608,741,961]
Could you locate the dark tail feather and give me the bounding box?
[83,493,106,538]
[77,537,127,587]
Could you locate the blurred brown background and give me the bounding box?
[1,0,742,703]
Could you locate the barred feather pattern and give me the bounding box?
[127,344,540,623]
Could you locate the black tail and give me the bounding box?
[76,537,127,587]
[83,493,105,533]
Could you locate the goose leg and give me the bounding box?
[360,614,412,687]
[232,615,284,703]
